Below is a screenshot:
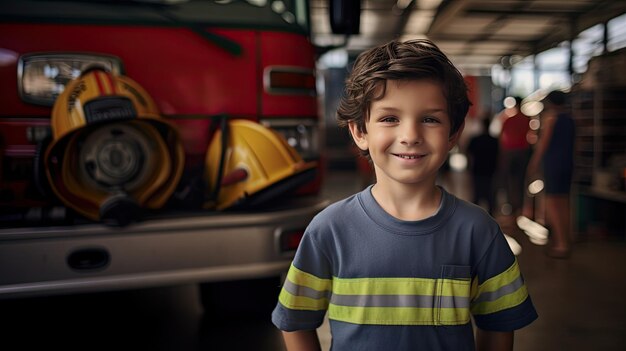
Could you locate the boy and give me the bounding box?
[271,39,537,351]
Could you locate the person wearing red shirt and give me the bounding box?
[498,97,531,217]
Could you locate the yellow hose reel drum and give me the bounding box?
[45,68,184,225]
[205,119,317,210]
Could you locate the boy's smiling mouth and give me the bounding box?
[393,153,425,159]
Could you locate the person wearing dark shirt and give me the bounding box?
[527,90,576,258]
[467,117,499,215]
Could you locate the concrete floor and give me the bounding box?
[1,169,624,350]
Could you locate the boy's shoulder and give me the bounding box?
[453,193,492,216]
[446,190,500,229]
[311,190,363,223]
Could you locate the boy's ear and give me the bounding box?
[448,121,465,150]
[348,121,369,151]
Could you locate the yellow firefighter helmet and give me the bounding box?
[45,68,184,225]
[205,118,316,210]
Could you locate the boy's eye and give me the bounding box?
[423,117,440,123]
[380,116,398,123]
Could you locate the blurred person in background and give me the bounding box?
[497,96,531,217]
[467,114,499,215]
[526,90,575,258]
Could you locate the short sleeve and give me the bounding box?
[470,231,538,331]
[271,229,333,331]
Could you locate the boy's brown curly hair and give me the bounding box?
[336,39,471,156]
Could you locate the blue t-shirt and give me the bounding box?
[272,186,537,350]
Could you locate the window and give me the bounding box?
[572,24,605,74]
[608,13,626,52]
[495,13,626,95]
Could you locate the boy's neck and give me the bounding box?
[370,181,442,221]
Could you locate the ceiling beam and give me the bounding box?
[392,0,417,39]
[531,0,626,55]
[427,0,469,35]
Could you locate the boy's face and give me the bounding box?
[349,79,463,188]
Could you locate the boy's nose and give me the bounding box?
[400,124,422,145]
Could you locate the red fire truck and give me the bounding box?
[0,0,359,309]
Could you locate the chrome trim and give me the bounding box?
[0,198,330,298]
[0,261,292,299]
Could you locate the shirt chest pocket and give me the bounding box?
[435,265,471,325]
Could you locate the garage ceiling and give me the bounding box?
[311,0,626,73]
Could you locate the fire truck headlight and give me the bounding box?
[18,53,123,106]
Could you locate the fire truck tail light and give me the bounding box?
[280,229,305,252]
[264,67,316,95]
